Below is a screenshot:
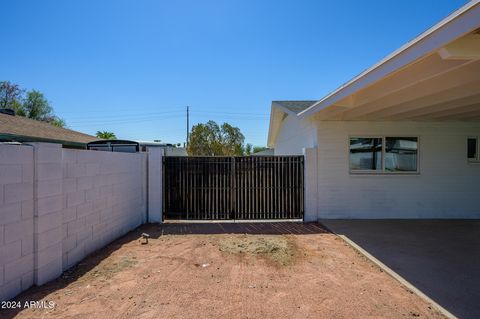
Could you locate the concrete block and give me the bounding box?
[21,271,34,291]
[66,243,85,268]
[76,227,92,243]
[85,188,101,201]
[4,219,32,244]
[36,211,62,233]
[76,201,93,217]
[37,179,62,198]
[303,147,318,222]
[21,233,34,256]
[37,194,63,216]
[0,265,3,286]
[147,147,163,222]
[1,202,22,225]
[85,212,100,226]
[0,240,22,265]
[0,165,22,184]
[62,149,77,163]
[66,163,86,178]
[36,241,62,269]
[4,254,33,283]
[63,207,77,223]
[67,217,86,236]
[37,227,62,251]
[37,163,62,181]
[0,278,21,302]
[4,182,33,204]
[77,176,93,191]
[85,163,100,176]
[63,234,77,253]
[62,178,77,193]
[34,143,61,164]
[35,258,62,286]
[0,225,4,245]
[21,200,34,220]
[21,163,34,183]
[66,191,85,208]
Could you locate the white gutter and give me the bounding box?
[298,0,480,119]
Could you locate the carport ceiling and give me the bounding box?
[312,33,480,121]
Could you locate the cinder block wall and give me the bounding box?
[61,149,147,270]
[1,143,148,301]
[0,145,35,301]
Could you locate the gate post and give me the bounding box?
[303,147,318,222]
[147,147,164,223]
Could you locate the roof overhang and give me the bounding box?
[298,0,480,121]
[267,101,317,147]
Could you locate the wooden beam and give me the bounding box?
[364,86,480,120]
[351,54,469,107]
[438,34,480,60]
[339,61,480,120]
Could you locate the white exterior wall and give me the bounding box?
[316,121,480,219]
[0,145,34,301]
[1,143,150,301]
[61,149,147,270]
[274,115,317,155]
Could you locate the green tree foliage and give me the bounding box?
[187,120,246,156]
[96,131,117,140]
[253,146,268,153]
[0,81,66,127]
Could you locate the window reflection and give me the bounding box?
[385,137,418,172]
[349,138,382,171]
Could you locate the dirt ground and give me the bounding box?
[2,223,444,319]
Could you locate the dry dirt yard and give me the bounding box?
[2,223,444,319]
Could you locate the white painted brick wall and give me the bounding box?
[1,143,149,301]
[60,149,147,271]
[0,144,35,302]
[274,118,480,219]
[315,121,480,219]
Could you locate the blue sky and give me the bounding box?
[1,0,467,146]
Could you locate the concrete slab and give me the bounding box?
[321,220,480,319]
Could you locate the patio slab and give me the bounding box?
[320,219,480,319]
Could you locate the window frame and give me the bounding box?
[348,135,420,175]
[467,136,479,163]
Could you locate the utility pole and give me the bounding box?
[186,106,190,147]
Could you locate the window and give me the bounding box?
[349,136,418,173]
[468,137,478,161]
[385,137,418,172]
[349,138,382,171]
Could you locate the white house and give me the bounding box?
[267,1,480,220]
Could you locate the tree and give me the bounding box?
[22,90,53,120]
[187,120,246,156]
[0,81,66,127]
[0,81,24,114]
[253,146,268,153]
[96,131,117,140]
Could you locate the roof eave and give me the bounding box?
[298,0,480,120]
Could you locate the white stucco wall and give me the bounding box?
[274,115,317,155]
[315,121,480,219]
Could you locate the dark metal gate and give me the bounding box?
[163,156,304,220]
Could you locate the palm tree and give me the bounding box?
[96,131,117,140]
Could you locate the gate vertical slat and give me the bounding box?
[163,156,304,220]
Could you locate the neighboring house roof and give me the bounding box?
[268,1,480,147]
[0,113,97,148]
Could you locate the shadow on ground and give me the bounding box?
[321,219,480,319]
[146,221,328,237]
[1,222,327,318]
